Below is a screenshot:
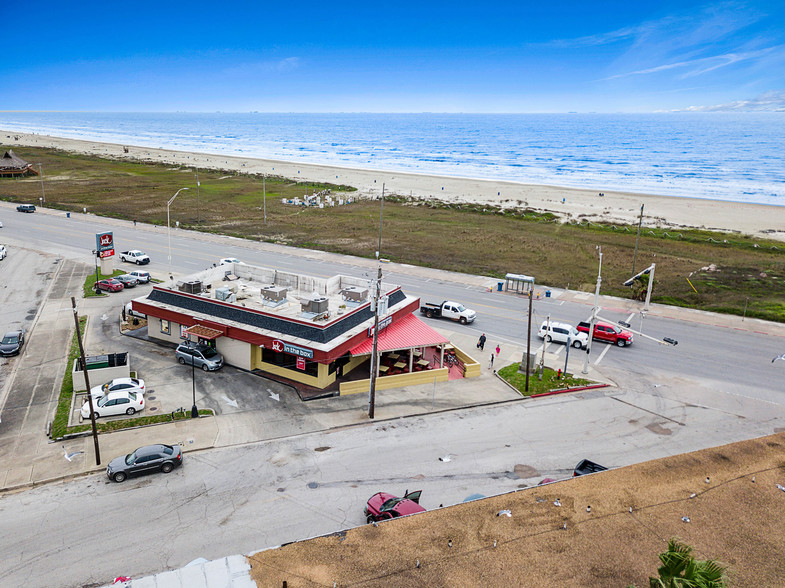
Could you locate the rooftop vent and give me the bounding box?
[261,285,288,302]
[341,286,369,302]
[302,295,328,314]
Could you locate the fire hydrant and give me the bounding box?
[557,368,562,379]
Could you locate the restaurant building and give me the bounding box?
[131,263,479,394]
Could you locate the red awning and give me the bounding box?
[350,313,450,355]
[183,325,223,340]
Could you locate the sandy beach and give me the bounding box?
[5,130,784,241]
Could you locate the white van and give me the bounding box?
[537,321,588,349]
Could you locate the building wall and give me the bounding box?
[147,316,184,345]
[215,337,251,371]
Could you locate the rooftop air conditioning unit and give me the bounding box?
[215,287,232,301]
[179,280,202,294]
[342,286,369,302]
[261,285,288,302]
[303,296,328,314]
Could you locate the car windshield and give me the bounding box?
[125,451,137,466]
[570,328,580,337]
[455,304,466,312]
[97,395,110,407]
[2,335,19,344]
[200,347,218,358]
[380,497,402,512]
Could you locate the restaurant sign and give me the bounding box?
[368,315,393,337]
[271,339,314,359]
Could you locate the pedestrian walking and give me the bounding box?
[495,344,501,359]
[488,353,494,369]
[133,219,137,227]
[477,333,486,351]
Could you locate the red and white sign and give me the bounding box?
[296,357,306,370]
[271,340,284,352]
[99,249,115,258]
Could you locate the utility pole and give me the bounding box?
[631,204,644,277]
[195,168,200,224]
[524,286,533,393]
[38,163,46,204]
[71,297,100,465]
[368,184,385,419]
[583,247,602,375]
[263,174,267,224]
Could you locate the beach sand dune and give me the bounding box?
[5,131,784,242]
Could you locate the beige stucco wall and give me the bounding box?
[147,317,184,345]
[215,336,251,371]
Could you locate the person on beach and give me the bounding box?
[477,333,486,351]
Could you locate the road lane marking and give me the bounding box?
[626,312,635,322]
[595,344,611,365]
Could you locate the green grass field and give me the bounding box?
[4,146,784,322]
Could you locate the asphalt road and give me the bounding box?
[2,203,785,587]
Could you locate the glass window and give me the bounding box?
[161,320,171,335]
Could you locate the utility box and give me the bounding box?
[519,352,537,375]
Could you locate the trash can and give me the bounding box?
[497,282,503,292]
[66,212,70,218]
[545,290,551,298]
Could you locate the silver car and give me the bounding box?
[175,343,224,371]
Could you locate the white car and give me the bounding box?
[219,258,244,265]
[89,377,145,399]
[0,244,6,260]
[537,321,589,349]
[128,270,151,283]
[81,390,145,419]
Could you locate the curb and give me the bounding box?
[530,383,610,398]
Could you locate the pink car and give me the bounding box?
[364,490,425,523]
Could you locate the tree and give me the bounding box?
[649,538,728,588]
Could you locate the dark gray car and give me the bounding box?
[175,343,224,371]
[0,328,25,356]
[106,443,183,483]
[115,274,139,288]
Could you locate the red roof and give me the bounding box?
[350,313,449,355]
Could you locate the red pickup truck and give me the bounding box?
[577,321,633,347]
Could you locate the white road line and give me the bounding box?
[595,344,611,365]
[626,312,635,322]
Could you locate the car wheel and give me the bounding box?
[161,463,174,474]
[459,316,467,325]
[616,339,626,347]
[126,407,136,415]
[113,472,127,483]
[572,339,582,348]
[136,260,141,265]
[546,335,552,342]
[366,514,376,524]
[202,363,210,372]
[425,310,433,318]
[92,412,100,420]
[178,357,186,365]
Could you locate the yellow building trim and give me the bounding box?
[339,368,449,395]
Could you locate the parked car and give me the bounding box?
[127,270,151,283]
[95,278,124,292]
[0,328,26,356]
[175,343,224,371]
[16,204,36,213]
[0,244,6,260]
[537,321,589,349]
[0,219,4,228]
[119,250,150,264]
[577,321,634,347]
[106,443,183,483]
[114,274,139,288]
[573,459,608,476]
[89,377,145,399]
[219,258,244,265]
[365,490,425,523]
[124,302,146,319]
[80,390,144,419]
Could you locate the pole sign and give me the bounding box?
[95,232,114,257]
[368,315,392,337]
[271,339,314,359]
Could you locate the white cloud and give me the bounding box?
[675,90,785,111]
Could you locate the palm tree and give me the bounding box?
[649,538,728,587]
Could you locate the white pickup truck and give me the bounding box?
[119,250,150,265]
[420,300,476,324]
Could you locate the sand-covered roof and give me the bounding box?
[248,432,785,586]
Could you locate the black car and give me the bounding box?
[0,328,25,356]
[107,444,183,483]
[573,459,608,477]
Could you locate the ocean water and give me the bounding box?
[0,112,783,206]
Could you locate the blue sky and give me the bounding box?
[3,1,784,112]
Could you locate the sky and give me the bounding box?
[2,1,784,113]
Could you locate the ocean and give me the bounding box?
[1,112,783,206]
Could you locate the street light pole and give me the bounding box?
[38,163,45,204]
[191,352,198,418]
[167,187,189,280]
[583,246,602,375]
